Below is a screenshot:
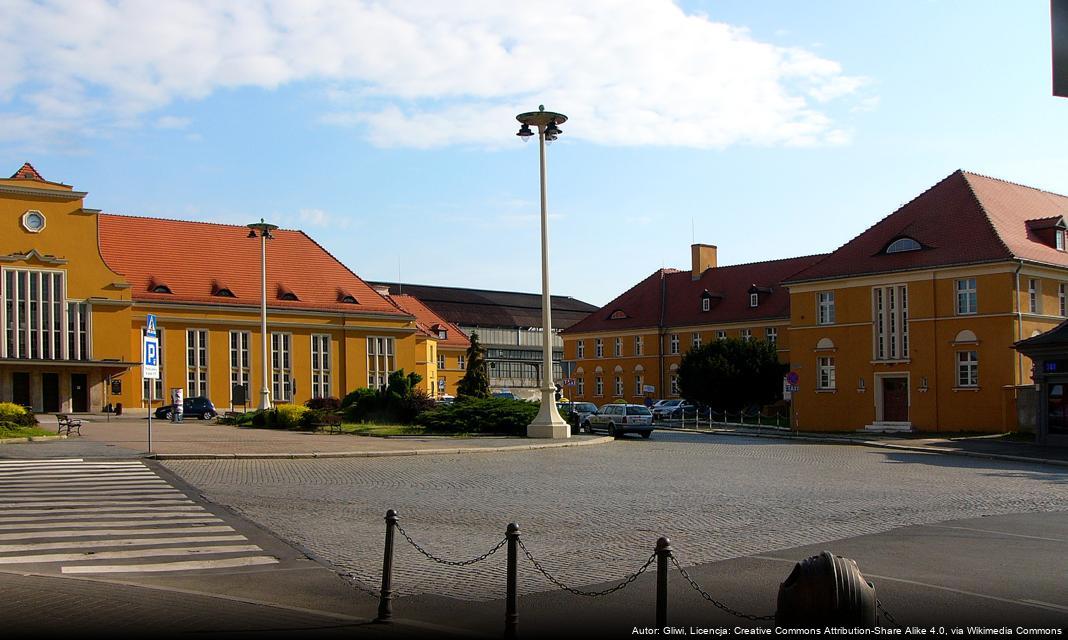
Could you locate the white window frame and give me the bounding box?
[577,340,585,359]
[1058,230,1065,251]
[577,377,584,397]
[749,293,759,308]
[457,354,465,370]
[229,330,250,405]
[1061,283,1067,317]
[311,334,331,399]
[367,336,395,390]
[955,278,977,315]
[766,327,778,345]
[634,335,643,356]
[595,338,603,358]
[669,333,679,354]
[595,376,604,396]
[957,350,978,387]
[716,330,726,340]
[817,291,835,325]
[186,328,209,398]
[702,297,710,312]
[741,329,752,341]
[670,374,679,396]
[437,353,446,369]
[614,376,624,396]
[272,332,293,402]
[614,337,622,356]
[634,374,643,396]
[873,285,909,360]
[2,268,70,361]
[1029,278,1041,314]
[817,356,836,390]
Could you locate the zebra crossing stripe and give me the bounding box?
[0,500,194,509]
[0,511,214,523]
[0,505,204,516]
[0,525,235,541]
[61,556,280,574]
[0,544,262,565]
[0,517,223,531]
[0,534,248,553]
[0,459,84,465]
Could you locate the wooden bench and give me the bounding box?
[55,414,82,437]
[315,413,343,434]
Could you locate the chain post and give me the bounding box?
[656,536,672,628]
[505,523,520,639]
[376,509,398,623]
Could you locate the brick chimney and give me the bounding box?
[691,244,717,280]
[373,285,392,297]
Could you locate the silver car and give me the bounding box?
[587,404,654,439]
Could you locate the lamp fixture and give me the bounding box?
[516,124,534,138]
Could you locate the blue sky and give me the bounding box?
[1,1,1065,306]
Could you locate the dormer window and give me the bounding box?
[151,284,172,294]
[749,293,759,307]
[747,285,771,307]
[432,324,448,340]
[279,292,299,301]
[701,298,710,312]
[885,237,922,254]
[214,288,235,298]
[1026,216,1067,250]
[608,309,628,320]
[1058,230,1066,251]
[339,294,358,304]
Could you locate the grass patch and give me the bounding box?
[0,425,55,439]
[340,423,428,437]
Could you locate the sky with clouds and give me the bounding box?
[2,1,1065,306]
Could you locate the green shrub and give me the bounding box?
[341,388,377,409]
[415,397,538,435]
[274,403,310,429]
[217,411,255,426]
[0,402,37,427]
[341,370,434,424]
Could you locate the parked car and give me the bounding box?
[586,404,654,438]
[559,402,599,432]
[651,399,684,421]
[437,394,456,404]
[492,391,519,400]
[154,396,217,421]
[667,401,699,420]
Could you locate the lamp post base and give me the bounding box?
[527,388,570,439]
[258,389,272,412]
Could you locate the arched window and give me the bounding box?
[953,330,978,344]
[885,237,922,254]
[151,284,172,294]
[815,337,835,350]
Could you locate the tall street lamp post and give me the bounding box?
[247,219,278,411]
[516,106,570,439]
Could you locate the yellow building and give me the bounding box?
[562,245,823,405]
[785,170,1068,432]
[379,290,470,398]
[1,163,435,414]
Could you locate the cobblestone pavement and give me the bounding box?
[162,431,1068,602]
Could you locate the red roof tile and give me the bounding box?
[10,162,44,181]
[786,170,1068,283]
[98,214,405,316]
[564,255,825,335]
[387,294,471,349]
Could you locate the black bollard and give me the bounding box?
[776,551,877,627]
[655,537,673,628]
[376,509,398,623]
[505,523,520,638]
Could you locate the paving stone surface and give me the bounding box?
[162,431,1068,602]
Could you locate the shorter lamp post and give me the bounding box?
[247,219,278,411]
[516,106,570,438]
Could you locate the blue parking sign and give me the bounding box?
[143,335,160,379]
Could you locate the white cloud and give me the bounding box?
[0,0,869,149]
[156,115,192,129]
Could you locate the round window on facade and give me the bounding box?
[21,210,46,233]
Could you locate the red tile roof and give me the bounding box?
[10,162,44,181]
[785,170,1068,284]
[387,294,471,349]
[98,214,406,316]
[563,255,825,335]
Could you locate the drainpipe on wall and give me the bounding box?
[932,272,939,432]
[1015,262,1024,385]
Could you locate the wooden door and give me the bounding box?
[882,377,909,422]
[71,374,89,412]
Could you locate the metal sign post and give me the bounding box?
[144,314,159,453]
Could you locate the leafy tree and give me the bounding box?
[677,337,786,411]
[456,331,491,399]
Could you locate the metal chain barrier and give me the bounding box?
[395,521,507,566]
[877,598,902,628]
[670,555,775,621]
[518,538,656,597]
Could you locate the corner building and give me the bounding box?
[1,164,433,413]
[785,170,1068,432]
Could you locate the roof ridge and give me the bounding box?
[673,252,830,274]
[297,230,404,312]
[961,169,1068,200]
[99,212,301,233]
[369,280,592,303]
[563,269,670,334]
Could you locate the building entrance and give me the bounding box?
[12,372,30,407]
[71,373,89,412]
[881,377,909,422]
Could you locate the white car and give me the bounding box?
[587,404,654,438]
